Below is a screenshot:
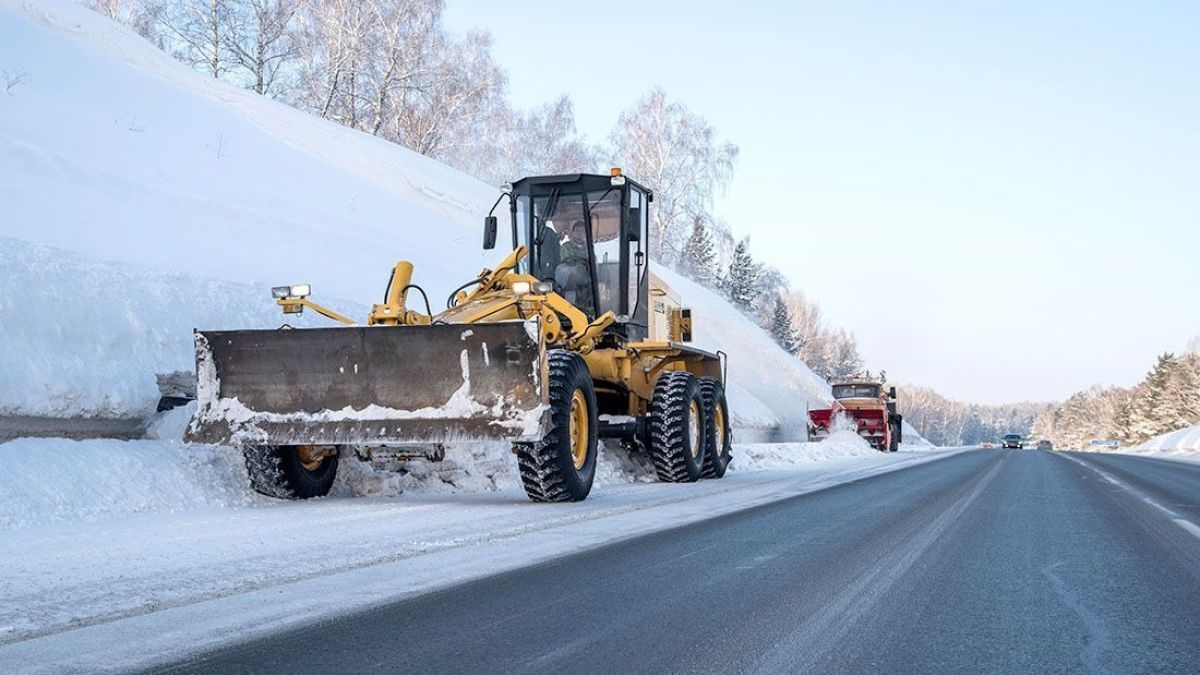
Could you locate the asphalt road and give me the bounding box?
[160,450,1200,674]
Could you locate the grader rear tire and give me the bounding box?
[699,378,732,478]
[649,371,706,483]
[516,350,597,502]
[243,445,338,499]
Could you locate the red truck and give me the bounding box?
[808,375,903,452]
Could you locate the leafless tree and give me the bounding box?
[223,0,300,96]
[610,88,738,263]
[158,0,235,78]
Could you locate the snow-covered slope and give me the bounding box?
[0,0,911,443]
[1126,423,1200,462]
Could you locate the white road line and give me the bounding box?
[1174,518,1200,539]
[1059,453,1200,541]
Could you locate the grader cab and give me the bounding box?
[186,170,732,502]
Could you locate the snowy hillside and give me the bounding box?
[0,0,894,442]
[1126,423,1200,462]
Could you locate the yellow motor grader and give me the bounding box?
[185,170,732,502]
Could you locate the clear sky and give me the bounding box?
[444,1,1200,404]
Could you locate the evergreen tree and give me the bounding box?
[725,237,760,310]
[680,216,717,286]
[1128,353,1179,443]
[769,294,798,354]
[1168,353,1200,427]
[830,329,864,379]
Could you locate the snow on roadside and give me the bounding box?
[1123,422,1200,462]
[0,238,365,419]
[735,431,873,468]
[0,437,254,530]
[0,406,893,530]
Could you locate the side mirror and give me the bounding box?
[626,208,641,241]
[482,216,498,250]
[889,386,897,399]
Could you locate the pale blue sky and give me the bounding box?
[445,1,1199,404]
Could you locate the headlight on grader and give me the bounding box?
[272,284,311,300]
[511,281,531,296]
[532,281,554,294]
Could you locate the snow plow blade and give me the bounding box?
[184,323,547,447]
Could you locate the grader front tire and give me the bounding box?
[516,350,598,502]
[243,445,338,499]
[649,371,707,483]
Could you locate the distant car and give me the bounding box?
[980,442,994,449]
[1002,434,1023,449]
[1036,440,1053,450]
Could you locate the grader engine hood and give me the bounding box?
[184,322,547,447]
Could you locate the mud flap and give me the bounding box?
[184,322,547,447]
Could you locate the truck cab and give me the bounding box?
[809,375,903,452]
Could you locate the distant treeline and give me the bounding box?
[894,387,1044,447]
[1031,352,1200,449]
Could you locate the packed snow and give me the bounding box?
[0,0,898,444]
[1,405,918,530]
[1123,422,1200,462]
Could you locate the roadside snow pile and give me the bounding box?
[0,436,254,530]
[0,237,363,419]
[900,420,934,449]
[1128,423,1200,461]
[0,404,894,529]
[734,431,875,469]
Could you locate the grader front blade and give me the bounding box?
[184,322,547,447]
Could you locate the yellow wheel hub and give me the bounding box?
[569,389,589,471]
[296,444,331,472]
[688,400,701,458]
[713,404,726,456]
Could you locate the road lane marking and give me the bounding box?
[1058,453,1200,542]
[1174,519,1200,539]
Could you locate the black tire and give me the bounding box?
[649,371,706,483]
[243,445,338,499]
[889,424,900,452]
[699,378,732,478]
[516,350,597,502]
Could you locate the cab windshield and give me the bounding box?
[832,384,880,399]
[525,189,623,318]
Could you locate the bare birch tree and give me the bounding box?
[609,87,738,262]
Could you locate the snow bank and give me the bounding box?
[735,431,875,468]
[1125,422,1200,462]
[0,237,365,418]
[0,405,894,529]
[0,437,253,530]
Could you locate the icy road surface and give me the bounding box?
[161,450,1200,674]
[0,441,952,673]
